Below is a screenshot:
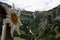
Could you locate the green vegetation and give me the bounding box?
[19,5,60,40]
[14,37,25,40]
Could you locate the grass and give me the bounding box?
[14,37,25,40]
[0,36,25,40]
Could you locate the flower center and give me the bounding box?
[11,12,18,25]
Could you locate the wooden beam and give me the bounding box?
[1,23,13,40]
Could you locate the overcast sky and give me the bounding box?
[0,0,60,11]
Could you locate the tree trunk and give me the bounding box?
[1,23,13,40]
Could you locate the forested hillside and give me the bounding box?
[19,5,60,40]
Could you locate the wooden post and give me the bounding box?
[1,23,13,40]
